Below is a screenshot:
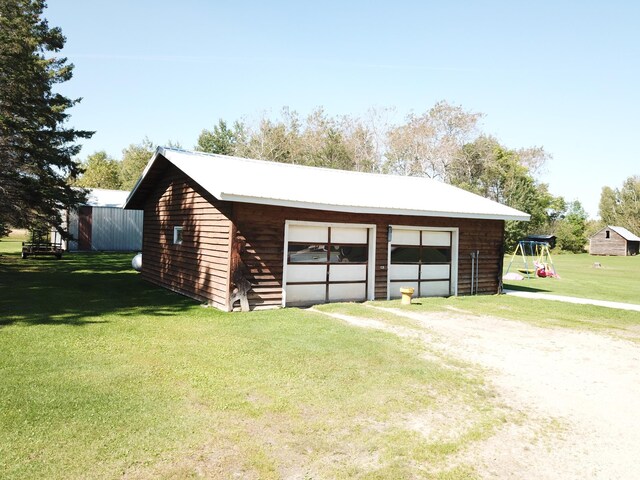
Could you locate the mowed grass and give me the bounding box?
[370,295,640,340]
[0,245,496,479]
[0,228,27,255]
[503,252,640,304]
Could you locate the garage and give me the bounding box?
[126,147,530,311]
[388,226,458,298]
[283,222,375,306]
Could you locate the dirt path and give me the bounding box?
[318,306,640,479]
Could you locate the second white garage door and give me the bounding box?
[284,222,375,306]
[388,227,458,298]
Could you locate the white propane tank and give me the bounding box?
[131,253,142,272]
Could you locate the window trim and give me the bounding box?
[173,226,183,245]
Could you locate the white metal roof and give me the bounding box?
[609,226,640,242]
[125,147,531,221]
[84,188,130,207]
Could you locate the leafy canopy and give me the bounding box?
[194,104,573,250]
[599,176,640,234]
[119,138,154,191]
[74,151,122,190]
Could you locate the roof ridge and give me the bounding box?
[159,146,439,183]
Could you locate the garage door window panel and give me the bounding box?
[390,246,451,265]
[287,244,329,263]
[421,247,451,263]
[329,245,368,263]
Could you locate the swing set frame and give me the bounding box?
[505,240,557,279]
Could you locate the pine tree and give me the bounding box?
[0,0,93,237]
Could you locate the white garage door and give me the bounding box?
[388,228,454,298]
[284,223,372,306]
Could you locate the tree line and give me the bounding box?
[79,103,600,251]
[73,139,155,192]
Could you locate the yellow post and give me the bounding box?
[400,287,415,305]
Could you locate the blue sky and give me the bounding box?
[46,1,639,219]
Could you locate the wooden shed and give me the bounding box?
[124,147,529,311]
[589,226,640,256]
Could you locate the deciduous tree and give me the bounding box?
[554,201,588,253]
[74,151,122,189]
[618,176,640,234]
[236,107,302,163]
[598,176,640,234]
[449,137,552,249]
[598,186,618,226]
[299,108,353,169]
[341,117,379,172]
[119,138,154,191]
[384,101,482,180]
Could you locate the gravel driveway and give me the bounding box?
[323,305,640,479]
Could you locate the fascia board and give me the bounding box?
[218,193,531,222]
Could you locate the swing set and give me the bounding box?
[505,240,559,279]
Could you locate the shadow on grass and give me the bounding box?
[0,252,198,327]
[502,282,552,293]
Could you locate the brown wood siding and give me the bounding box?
[141,165,233,309]
[590,229,628,256]
[78,206,92,251]
[232,203,505,309]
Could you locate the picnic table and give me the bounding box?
[21,241,63,259]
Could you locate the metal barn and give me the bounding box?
[54,189,143,252]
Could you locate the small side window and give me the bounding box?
[605,230,610,239]
[173,226,183,245]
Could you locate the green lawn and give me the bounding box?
[0,228,27,255]
[370,296,640,340]
[0,247,495,479]
[2,238,639,479]
[503,252,640,304]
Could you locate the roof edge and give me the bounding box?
[219,193,531,222]
[124,147,531,222]
[123,147,165,209]
[608,225,640,241]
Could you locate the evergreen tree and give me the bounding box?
[196,119,243,155]
[0,0,93,237]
